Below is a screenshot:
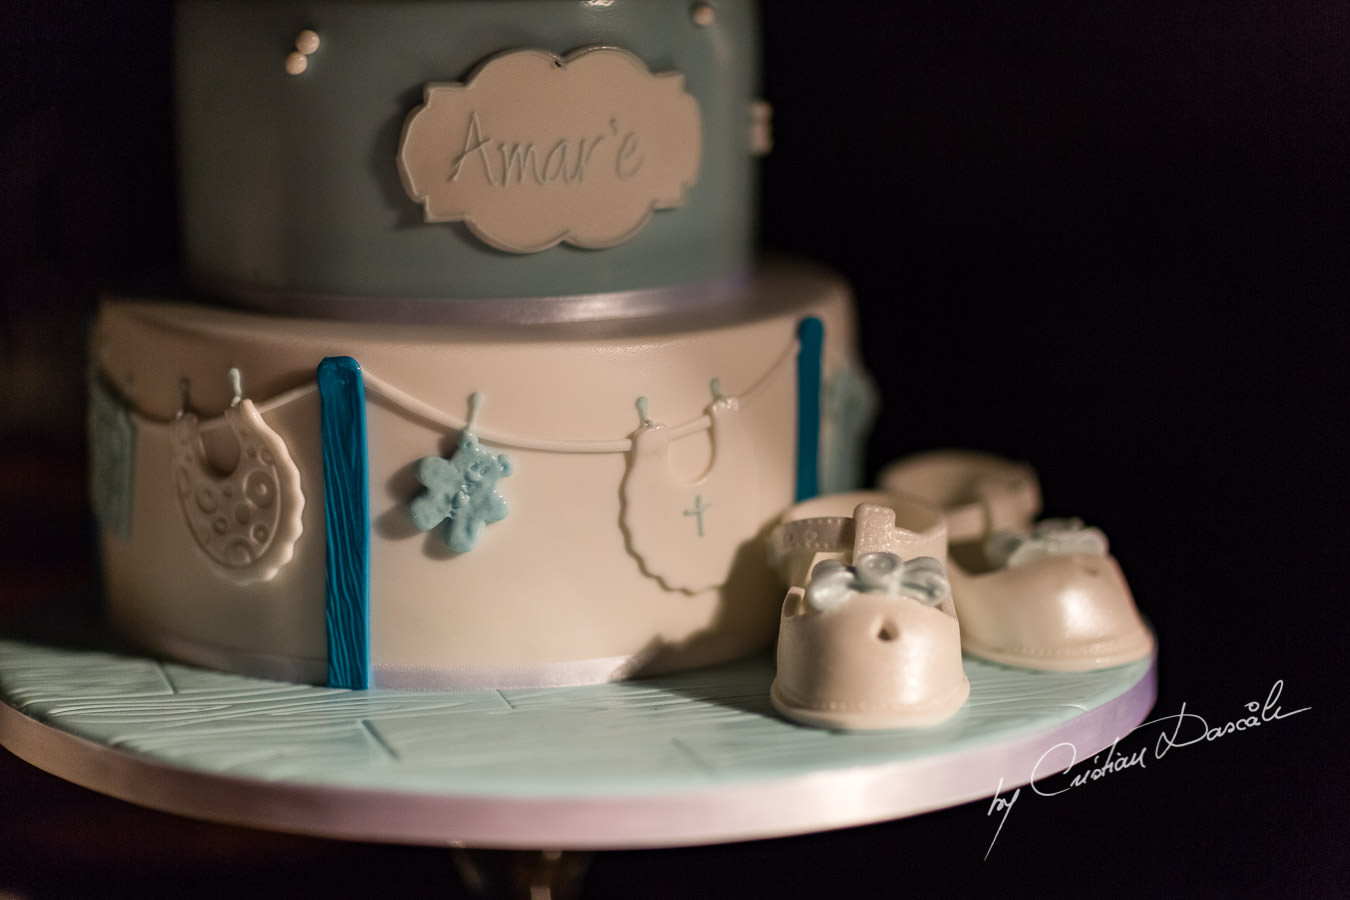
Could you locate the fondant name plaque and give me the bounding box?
[398,47,702,253]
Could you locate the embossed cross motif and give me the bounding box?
[684,494,711,537]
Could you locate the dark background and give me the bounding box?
[2,1,1346,897]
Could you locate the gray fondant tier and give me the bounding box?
[177,0,761,312]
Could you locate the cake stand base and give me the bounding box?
[0,618,1155,850]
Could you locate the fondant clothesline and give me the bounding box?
[115,336,801,455]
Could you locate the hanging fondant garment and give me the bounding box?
[169,399,305,584]
[88,376,137,539]
[620,396,758,593]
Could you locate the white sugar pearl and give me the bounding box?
[295,30,320,55]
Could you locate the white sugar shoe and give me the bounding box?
[880,450,1154,671]
[766,492,969,730]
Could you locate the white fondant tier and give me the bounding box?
[91,262,866,689]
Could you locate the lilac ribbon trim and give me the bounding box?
[196,271,754,326]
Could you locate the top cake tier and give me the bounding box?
[176,0,763,319]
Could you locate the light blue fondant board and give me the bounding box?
[317,357,371,690]
[0,625,1155,850]
[794,316,824,502]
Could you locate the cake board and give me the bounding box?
[0,615,1155,850]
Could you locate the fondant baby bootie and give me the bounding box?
[879,450,1154,672]
[766,492,969,730]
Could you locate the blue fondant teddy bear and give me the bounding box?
[409,432,512,553]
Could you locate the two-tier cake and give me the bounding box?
[89,0,873,690]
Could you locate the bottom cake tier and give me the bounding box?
[89,261,870,690]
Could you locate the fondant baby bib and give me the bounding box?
[169,399,304,584]
[621,395,758,593]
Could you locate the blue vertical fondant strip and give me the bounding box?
[318,357,371,689]
[795,317,824,502]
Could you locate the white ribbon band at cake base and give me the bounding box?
[117,622,329,686]
[116,620,648,691]
[373,655,647,691]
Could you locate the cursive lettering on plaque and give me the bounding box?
[448,111,639,188]
[398,46,699,253]
[615,123,644,180]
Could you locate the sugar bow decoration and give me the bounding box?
[805,552,950,612]
[985,518,1109,568]
[409,393,512,553]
